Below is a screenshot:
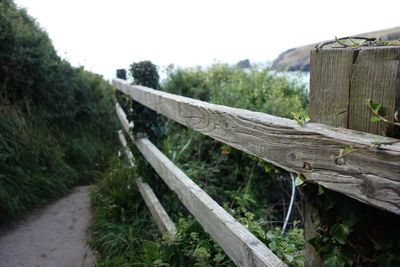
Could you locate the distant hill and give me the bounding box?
[272,26,400,71]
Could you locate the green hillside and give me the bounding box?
[0,0,118,222]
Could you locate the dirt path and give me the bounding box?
[0,186,95,267]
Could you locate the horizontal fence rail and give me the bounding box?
[113,78,400,215]
[117,129,176,237]
[116,103,287,267]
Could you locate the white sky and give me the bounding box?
[14,0,400,81]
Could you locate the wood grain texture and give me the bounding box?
[310,49,355,128]
[118,130,176,237]
[135,137,287,267]
[349,47,400,137]
[113,79,400,215]
[308,50,356,265]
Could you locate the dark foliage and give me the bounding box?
[116,69,127,80]
[0,0,118,222]
[127,61,165,146]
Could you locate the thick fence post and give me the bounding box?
[307,46,400,266]
[310,47,400,137]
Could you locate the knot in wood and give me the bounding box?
[361,176,376,198]
[335,157,346,166]
[249,241,259,246]
[303,162,312,171]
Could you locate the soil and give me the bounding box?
[0,186,95,267]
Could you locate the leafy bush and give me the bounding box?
[266,224,304,266]
[92,62,307,266]
[307,186,400,267]
[130,61,160,89]
[163,64,308,117]
[163,66,210,101]
[0,0,118,222]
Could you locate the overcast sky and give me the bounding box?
[14,0,400,80]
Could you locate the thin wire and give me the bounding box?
[281,173,296,235]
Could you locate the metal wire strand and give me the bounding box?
[281,173,296,235]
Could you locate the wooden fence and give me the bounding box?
[112,47,400,267]
[116,102,286,267]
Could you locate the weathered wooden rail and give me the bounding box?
[117,129,176,236]
[113,46,400,267]
[113,78,400,215]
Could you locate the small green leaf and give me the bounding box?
[264,163,273,174]
[318,242,336,254]
[295,175,304,186]
[291,112,300,119]
[372,103,382,113]
[318,185,325,196]
[324,255,346,267]
[291,112,310,126]
[370,115,381,123]
[343,145,353,154]
[330,223,350,245]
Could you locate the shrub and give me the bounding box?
[0,0,118,222]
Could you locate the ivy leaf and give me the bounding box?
[317,242,336,254]
[370,115,381,123]
[295,175,304,187]
[330,223,350,245]
[324,255,346,267]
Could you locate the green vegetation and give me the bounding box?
[94,63,400,267]
[0,0,117,221]
[306,185,400,267]
[3,1,399,266]
[92,62,308,266]
[164,64,308,116]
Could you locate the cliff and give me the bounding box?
[272,26,400,71]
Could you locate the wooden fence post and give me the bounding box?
[310,46,400,136]
[307,46,400,266]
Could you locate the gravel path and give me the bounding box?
[0,186,95,267]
